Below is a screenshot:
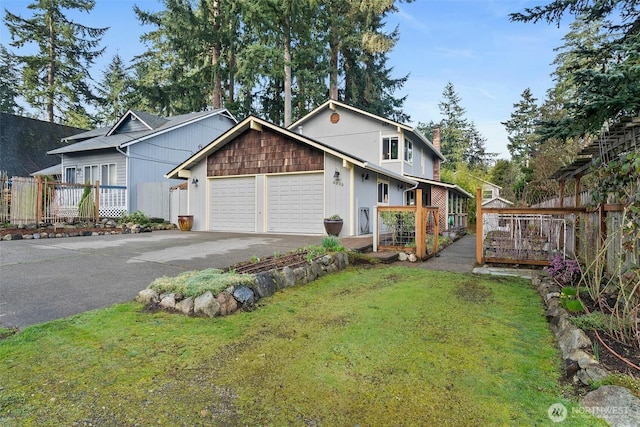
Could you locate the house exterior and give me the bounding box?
[166,116,418,235]
[289,100,472,231]
[47,109,236,219]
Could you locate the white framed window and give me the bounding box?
[101,163,117,186]
[382,137,399,160]
[377,180,389,204]
[404,139,413,163]
[65,167,77,184]
[405,190,415,206]
[483,190,493,200]
[83,165,99,184]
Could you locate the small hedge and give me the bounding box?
[148,268,256,298]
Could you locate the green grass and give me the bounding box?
[0,266,603,426]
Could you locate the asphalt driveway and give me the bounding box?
[0,230,323,329]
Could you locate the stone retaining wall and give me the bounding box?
[136,252,350,318]
[1,220,175,241]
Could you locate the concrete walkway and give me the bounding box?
[419,234,477,273]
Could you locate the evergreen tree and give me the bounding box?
[501,88,540,167]
[95,54,134,125]
[0,44,22,114]
[511,0,640,135]
[4,0,107,123]
[438,82,470,170]
[465,122,496,172]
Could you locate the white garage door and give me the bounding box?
[267,173,324,234]
[209,177,256,232]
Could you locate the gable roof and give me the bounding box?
[289,100,446,161]
[165,115,418,186]
[482,196,514,206]
[453,171,502,190]
[48,109,236,155]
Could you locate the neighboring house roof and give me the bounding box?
[0,113,87,177]
[166,115,418,186]
[289,100,446,161]
[482,196,514,206]
[453,171,502,190]
[404,174,474,199]
[48,109,237,155]
[31,163,62,176]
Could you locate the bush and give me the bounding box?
[322,236,343,251]
[119,210,151,226]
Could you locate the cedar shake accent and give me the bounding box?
[431,186,448,231]
[207,129,324,176]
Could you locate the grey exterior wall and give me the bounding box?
[127,113,235,217]
[297,108,436,180]
[59,149,126,186]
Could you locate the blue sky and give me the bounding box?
[2,0,571,159]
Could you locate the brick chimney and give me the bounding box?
[433,127,441,181]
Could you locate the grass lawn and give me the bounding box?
[0,266,603,426]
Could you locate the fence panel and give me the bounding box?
[10,177,38,225]
[0,172,9,223]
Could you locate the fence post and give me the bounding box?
[475,188,483,265]
[372,206,378,253]
[415,189,426,259]
[37,175,43,225]
[94,180,100,223]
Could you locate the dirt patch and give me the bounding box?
[454,281,493,303]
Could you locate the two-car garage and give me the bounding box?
[209,172,325,234]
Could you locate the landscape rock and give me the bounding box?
[233,286,255,304]
[159,293,176,309]
[254,272,277,298]
[194,292,220,317]
[398,252,408,261]
[216,291,238,316]
[281,266,296,287]
[558,328,592,358]
[408,253,417,262]
[175,297,194,315]
[136,289,159,304]
[577,364,610,386]
[580,385,640,427]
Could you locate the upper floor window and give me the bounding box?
[404,139,413,163]
[382,137,399,160]
[482,190,493,200]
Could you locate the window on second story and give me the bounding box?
[404,139,413,163]
[482,190,493,200]
[382,137,399,160]
[377,181,389,204]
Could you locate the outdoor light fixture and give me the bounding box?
[398,184,404,190]
[361,173,369,181]
[333,170,340,180]
[192,178,199,186]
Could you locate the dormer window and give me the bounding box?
[382,137,399,160]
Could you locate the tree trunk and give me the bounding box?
[329,36,339,100]
[47,13,55,122]
[283,16,292,127]
[211,0,222,109]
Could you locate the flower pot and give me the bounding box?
[178,215,194,231]
[323,219,343,236]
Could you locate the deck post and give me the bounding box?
[415,189,426,259]
[94,180,100,223]
[475,188,483,265]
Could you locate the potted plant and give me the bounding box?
[323,214,343,236]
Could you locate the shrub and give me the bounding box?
[119,210,151,226]
[322,236,343,251]
[548,254,581,286]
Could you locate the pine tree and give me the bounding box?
[0,44,22,114]
[438,82,470,170]
[95,54,134,126]
[502,88,540,167]
[4,0,107,123]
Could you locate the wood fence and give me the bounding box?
[1,175,127,225]
[373,189,440,259]
[476,188,631,274]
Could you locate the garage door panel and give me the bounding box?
[267,174,324,234]
[209,177,256,232]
